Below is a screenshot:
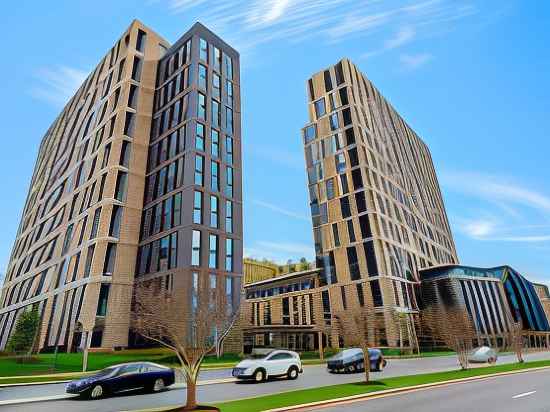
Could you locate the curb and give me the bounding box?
[264,364,550,411]
[0,379,72,387]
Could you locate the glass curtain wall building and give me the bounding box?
[0,21,243,352]
[302,58,458,347]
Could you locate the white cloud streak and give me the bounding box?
[251,199,310,222]
[445,172,550,243]
[29,66,88,107]
[161,0,479,58]
[399,52,433,69]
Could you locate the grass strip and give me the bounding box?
[215,359,550,412]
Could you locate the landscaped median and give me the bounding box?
[212,359,550,412]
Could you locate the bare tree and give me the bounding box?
[334,308,379,384]
[423,308,477,370]
[505,312,524,363]
[132,277,240,410]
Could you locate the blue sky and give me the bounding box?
[1,1,549,284]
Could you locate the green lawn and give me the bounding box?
[214,359,550,412]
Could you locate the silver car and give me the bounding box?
[468,346,497,364]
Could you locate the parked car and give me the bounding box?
[327,348,387,373]
[468,346,498,364]
[66,362,175,399]
[232,350,303,382]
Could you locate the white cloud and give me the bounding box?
[29,65,88,107]
[251,199,310,222]
[445,172,550,244]
[385,26,416,49]
[161,0,479,56]
[443,172,550,215]
[399,52,433,69]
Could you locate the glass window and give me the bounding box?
[210,195,218,228]
[213,46,221,71]
[199,38,208,61]
[211,161,219,191]
[225,238,233,272]
[213,73,221,100]
[225,200,233,233]
[96,284,110,316]
[124,112,135,137]
[304,125,316,144]
[159,235,170,271]
[90,207,101,239]
[226,166,233,197]
[193,191,202,224]
[314,98,326,118]
[226,80,233,106]
[209,234,218,269]
[194,155,204,186]
[84,244,95,277]
[109,205,122,237]
[211,129,219,157]
[335,153,346,173]
[163,198,172,231]
[192,230,201,266]
[128,84,138,109]
[136,29,147,52]
[172,193,182,227]
[103,243,117,275]
[198,64,207,90]
[131,57,142,81]
[212,100,220,128]
[192,271,199,311]
[329,112,339,130]
[120,141,131,167]
[198,93,206,120]
[195,122,205,151]
[225,106,233,134]
[223,53,233,79]
[225,136,233,164]
[115,171,128,201]
[169,232,177,269]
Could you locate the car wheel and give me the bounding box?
[89,384,104,399]
[287,366,299,380]
[349,363,357,373]
[152,378,165,392]
[253,369,265,383]
[375,359,383,372]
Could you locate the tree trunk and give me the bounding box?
[362,346,370,384]
[185,379,197,410]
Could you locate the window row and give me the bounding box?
[144,157,184,204]
[141,192,182,240]
[137,231,178,275]
[191,230,234,271]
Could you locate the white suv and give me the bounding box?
[232,350,303,382]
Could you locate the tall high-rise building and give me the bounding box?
[0,20,242,352]
[302,58,458,346]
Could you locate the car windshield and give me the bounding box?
[332,348,363,359]
[92,366,120,378]
[246,352,273,360]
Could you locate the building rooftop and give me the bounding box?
[244,268,321,288]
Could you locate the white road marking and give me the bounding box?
[512,391,536,399]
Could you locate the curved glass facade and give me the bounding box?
[420,264,550,332]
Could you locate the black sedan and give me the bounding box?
[66,362,175,399]
[327,348,387,373]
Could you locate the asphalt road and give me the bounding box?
[315,366,550,412]
[3,351,550,412]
